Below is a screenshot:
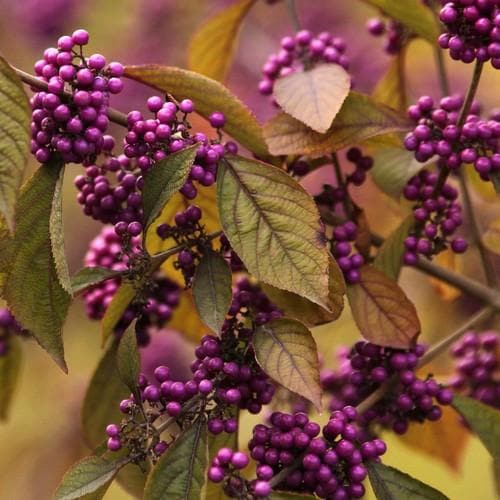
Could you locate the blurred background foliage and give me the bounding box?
[0,0,498,498]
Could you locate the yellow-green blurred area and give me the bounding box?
[0,0,499,499]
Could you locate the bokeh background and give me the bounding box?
[0,1,498,498]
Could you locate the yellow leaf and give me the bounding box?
[430,250,462,301]
[188,0,256,82]
[398,405,469,472]
[465,166,499,201]
[483,218,500,256]
[169,290,208,343]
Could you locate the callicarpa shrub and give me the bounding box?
[0,1,499,499]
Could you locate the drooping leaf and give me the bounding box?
[487,171,500,194]
[372,49,408,112]
[3,163,71,371]
[142,144,198,233]
[371,147,426,198]
[71,266,122,295]
[0,335,22,420]
[483,218,500,256]
[368,461,448,500]
[264,92,411,156]
[362,0,440,43]
[397,405,468,472]
[452,394,500,459]
[116,461,150,499]
[54,455,128,500]
[494,460,500,498]
[124,65,268,158]
[117,323,140,399]
[373,216,414,281]
[50,165,72,294]
[192,249,232,334]
[217,155,330,309]
[270,494,316,500]
[144,417,208,500]
[82,340,129,448]
[346,265,420,348]
[253,318,322,410]
[0,56,30,231]
[262,258,345,327]
[188,0,256,82]
[101,281,136,346]
[146,186,220,286]
[274,64,351,133]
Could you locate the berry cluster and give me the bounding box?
[321,341,454,434]
[315,148,374,284]
[30,29,123,164]
[249,408,386,499]
[0,308,22,356]
[449,330,499,409]
[402,169,467,264]
[404,95,500,180]
[82,226,180,342]
[438,0,500,68]
[366,17,408,54]
[74,154,143,229]
[208,448,271,498]
[258,30,350,100]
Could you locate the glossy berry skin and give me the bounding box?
[449,330,500,409]
[30,30,123,164]
[321,341,453,433]
[438,0,500,68]
[258,30,351,102]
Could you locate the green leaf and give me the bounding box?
[192,248,232,334]
[54,455,128,500]
[346,265,420,348]
[371,147,427,198]
[373,217,414,281]
[101,281,136,346]
[116,461,150,499]
[0,335,22,420]
[144,417,208,500]
[142,144,198,233]
[117,323,140,398]
[372,49,408,113]
[124,65,268,158]
[270,493,316,499]
[452,394,500,459]
[0,56,30,231]
[490,171,500,193]
[368,461,449,500]
[217,155,330,309]
[3,164,71,371]
[274,64,351,134]
[188,0,256,82]
[263,92,412,156]
[71,266,122,295]
[253,318,322,410]
[50,165,72,294]
[261,258,345,327]
[82,340,129,448]
[362,0,440,43]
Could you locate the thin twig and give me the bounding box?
[434,45,450,97]
[285,0,301,31]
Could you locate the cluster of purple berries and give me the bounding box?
[74,154,144,229]
[30,29,123,164]
[0,309,22,356]
[82,226,180,342]
[125,97,231,189]
[321,341,454,434]
[404,95,500,180]
[258,30,350,100]
[438,0,500,68]
[449,330,499,408]
[366,18,408,54]
[191,332,276,426]
[208,448,271,498]
[402,169,467,264]
[329,222,364,284]
[249,408,386,499]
